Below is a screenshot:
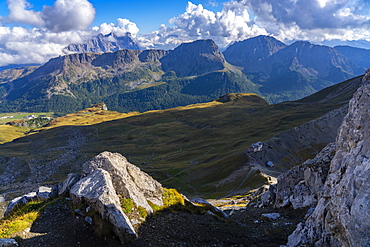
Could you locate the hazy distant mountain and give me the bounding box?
[335,45,370,68]
[223,35,287,73]
[0,64,40,72]
[65,32,140,54]
[0,36,367,114]
[321,39,370,50]
[224,36,365,102]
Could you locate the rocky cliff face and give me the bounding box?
[285,69,370,247]
[65,32,140,53]
[258,70,370,246]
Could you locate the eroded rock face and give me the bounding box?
[287,70,370,247]
[274,143,335,209]
[70,168,137,243]
[82,151,163,214]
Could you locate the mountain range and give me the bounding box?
[0,35,368,115]
[64,32,140,53]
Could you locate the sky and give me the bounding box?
[0,0,370,67]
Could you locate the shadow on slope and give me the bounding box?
[0,75,363,198]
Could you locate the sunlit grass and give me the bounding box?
[0,125,30,144]
[0,200,51,238]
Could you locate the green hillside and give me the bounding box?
[0,75,362,198]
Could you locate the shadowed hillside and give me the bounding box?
[0,75,363,199]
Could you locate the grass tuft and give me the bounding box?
[0,199,55,238]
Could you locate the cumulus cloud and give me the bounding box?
[5,0,95,32]
[142,2,267,49]
[237,0,370,41]
[42,0,95,32]
[0,26,91,66]
[1,0,370,67]
[140,0,370,49]
[92,18,140,37]
[6,0,44,27]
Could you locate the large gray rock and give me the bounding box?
[287,70,370,247]
[82,151,163,213]
[70,168,136,243]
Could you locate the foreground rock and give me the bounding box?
[82,151,163,213]
[69,151,164,243]
[70,168,137,243]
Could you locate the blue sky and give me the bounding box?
[0,0,370,67]
[89,0,223,34]
[0,0,223,33]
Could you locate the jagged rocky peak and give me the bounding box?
[160,39,226,77]
[223,35,286,71]
[65,32,140,54]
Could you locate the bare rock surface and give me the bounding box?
[286,70,370,246]
[273,142,335,209]
[70,168,137,243]
[82,151,163,213]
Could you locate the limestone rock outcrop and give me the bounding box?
[82,151,163,213]
[273,143,335,209]
[70,168,137,243]
[286,69,370,246]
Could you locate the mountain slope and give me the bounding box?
[0,74,362,198]
[224,36,365,103]
[223,35,287,73]
[0,40,258,115]
[335,45,370,68]
[160,39,226,77]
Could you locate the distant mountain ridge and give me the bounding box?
[224,36,365,102]
[0,36,367,114]
[65,32,140,54]
[0,39,259,114]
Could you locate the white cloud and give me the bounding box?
[0,26,92,66]
[141,2,267,49]
[42,0,95,32]
[6,0,44,27]
[1,0,370,67]
[93,18,140,37]
[5,0,95,32]
[238,0,370,41]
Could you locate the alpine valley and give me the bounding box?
[0,34,370,247]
